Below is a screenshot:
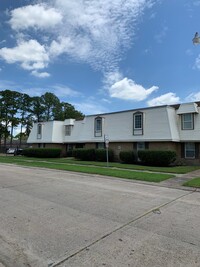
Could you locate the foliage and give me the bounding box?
[0,89,85,148]
[0,156,174,182]
[73,148,114,162]
[119,151,137,164]
[72,148,96,161]
[138,150,176,167]
[23,148,61,158]
[95,149,114,162]
[183,177,200,188]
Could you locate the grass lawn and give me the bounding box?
[183,178,200,188]
[1,156,198,174]
[0,155,174,183]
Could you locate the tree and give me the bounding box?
[0,89,85,148]
[30,96,45,122]
[18,93,32,147]
[0,90,21,147]
[41,92,61,121]
[57,102,84,120]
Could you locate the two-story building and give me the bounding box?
[27,102,200,164]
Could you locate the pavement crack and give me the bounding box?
[52,189,195,267]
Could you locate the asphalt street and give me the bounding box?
[0,164,200,267]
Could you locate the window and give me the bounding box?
[137,142,145,151]
[96,142,105,149]
[133,112,143,135]
[38,143,45,148]
[65,125,72,136]
[37,124,42,139]
[94,117,102,137]
[185,143,195,158]
[182,113,194,130]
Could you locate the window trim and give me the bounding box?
[181,113,194,130]
[65,125,72,136]
[94,117,102,137]
[37,124,42,139]
[185,142,195,159]
[133,112,143,135]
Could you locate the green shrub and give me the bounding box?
[23,148,61,158]
[66,150,73,157]
[72,148,96,161]
[73,148,114,162]
[138,150,176,167]
[95,149,114,162]
[119,151,137,164]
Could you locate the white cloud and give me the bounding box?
[155,26,168,44]
[147,92,180,106]
[103,71,123,87]
[186,92,200,102]
[3,0,156,75]
[73,101,109,115]
[31,70,50,78]
[194,54,200,70]
[51,85,82,98]
[9,4,62,30]
[109,77,158,101]
[0,39,49,75]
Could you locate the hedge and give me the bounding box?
[73,148,114,162]
[72,148,96,161]
[119,151,137,164]
[23,148,62,158]
[138,150,176,167]
[95,149,114,162]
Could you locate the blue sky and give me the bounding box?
[1,0,200,115]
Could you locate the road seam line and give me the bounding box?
[51,189,195,266]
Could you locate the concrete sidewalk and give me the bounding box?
[160,169,200,190]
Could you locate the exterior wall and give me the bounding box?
[108,142,133,159]
[26,102,200,165]
[177,108,200,141]
[148,142,178,151]
[85,143,96,149]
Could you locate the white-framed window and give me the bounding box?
[182,113,194,130]
[94,117,102,137]
[185,142,195,158]
[37,124,42,139]
[65,125,72,136]
[133,112,143,135]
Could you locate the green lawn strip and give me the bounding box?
[0,157,174,182]
[0,156,199,174]
[183,178,200,188]
[42,158,200,174]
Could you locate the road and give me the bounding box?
[0,164,200,267]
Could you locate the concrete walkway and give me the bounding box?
[160,169,200,191]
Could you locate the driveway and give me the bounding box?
[0,164,200,267]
